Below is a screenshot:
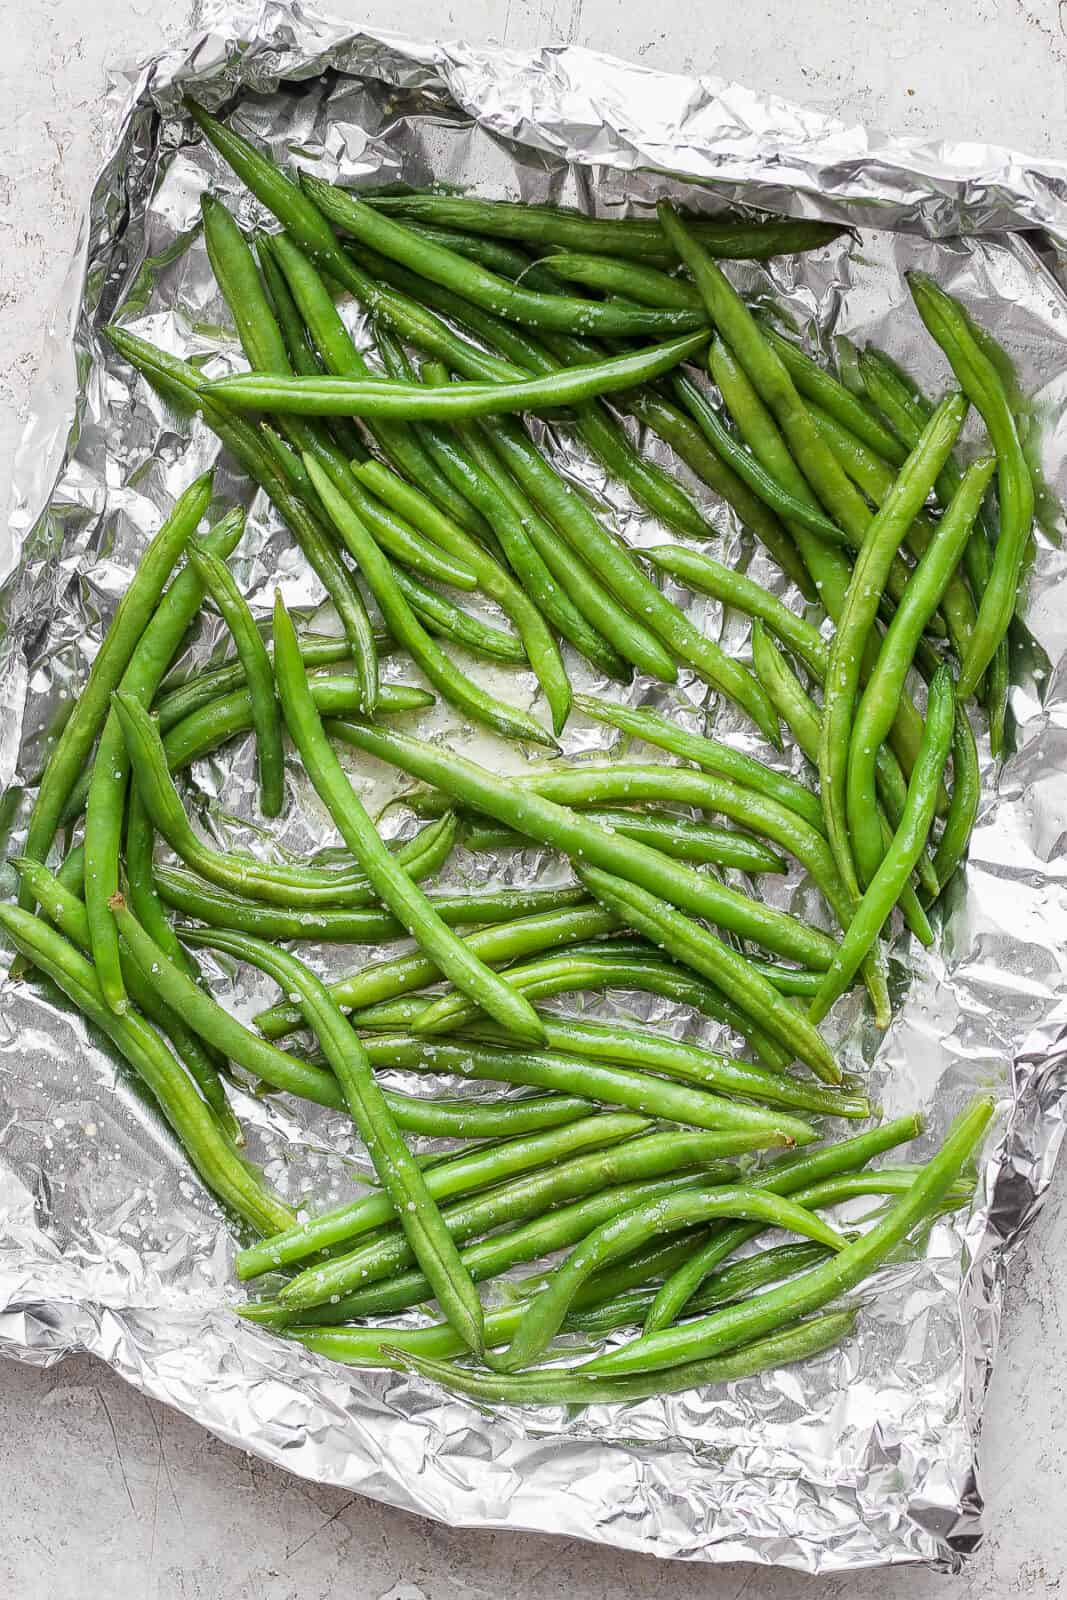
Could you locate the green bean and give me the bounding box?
[908,273,1034,696]
[756,322,909,464]
[83,503,248,1014]
[351,459,572,724]
[381,1093,594,1139]
[105,328,378,702]
[473,417,680,682]
[415,401,623,689]
[253,903,615,1037]
[750,627,935,946]
[361,193,844,262]
[270,1173,718,1325]
[461,809,787,873]
[270,595,545,1044]
[644,1113,925,1330]
[327,719,834,971]
[115,689,459,906]
[506,756,847,905]
[491,1182,849,1371]
[276,1130,790,1313]
[672,373,849,545]
[205,331,710,420]
[398,1309,855,1403]
[643,543,828,678]
[414,413,774,738]
[0,904,291,1234]
[301,176,708,339]
[575,865,842,1084]
[575,691,825,838]
[622,386,817,593]
[154,638,396,733]
[540,251,704,309]
[658,205,875,538]
[186,542,284,817]
[370,949,793,1072]
[572,1240,835,1335]
[583,1096,991,1378]
[932,708,981,896]
[813,666,955,1021]
[236,1110,648,1281]
[403,223,562,288]
[159,674,432,778]
[10,857,241,1144]
[162,870,591,955]
[304,458,555,749]
[819,395,965,898]
[356,1033,816,1141]
[859,344,1006,726]
[20,471,214,909]
[160,916,486,1353]
[847,458,994,887]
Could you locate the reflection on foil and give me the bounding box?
[2,0,1067,1575]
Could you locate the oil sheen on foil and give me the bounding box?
[2,0,1067,1575]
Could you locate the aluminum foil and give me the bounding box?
[3,0,1067,1574]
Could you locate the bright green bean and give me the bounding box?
[235,1110,647,1280]
[908,272,1034,696]
[757,322,909,464]
[812,666,956,1021]
[326,720,835,971]
[460,809,787,874]
[19,471,213,910]
[931,708,981,896]
[819,395,965,899]
[539,251,703,308]
[271,595,545,1044]
[491,1182,849,1371]
[581,1097,991,1378]
[576,865,842,1084]
[846,457,994,886]
[0,904,291,1234]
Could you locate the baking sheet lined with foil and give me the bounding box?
[3,0,1067,1574]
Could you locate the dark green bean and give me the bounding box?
[931,708,981,896]
[539,251,703,309]
[301,176,708,339]
[361,193,844,262]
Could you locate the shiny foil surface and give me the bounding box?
[2,0,1067,1574]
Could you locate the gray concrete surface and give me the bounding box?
[2,2,1067,1594]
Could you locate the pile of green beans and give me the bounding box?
[7,93,1022,1411]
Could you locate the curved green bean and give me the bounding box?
[492,1183,848,1371]
[0,904,291,1234]
[580,1097,991,1378]
[812,666,956,1022]
[908,272,1034,696]
[846,457,994,886]
[19,471,213,910]
[187,542,284,816]
[271,594,545,1044]
[326,719,834,971]
[931,707,981,896]
[236,1110,648,1280]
